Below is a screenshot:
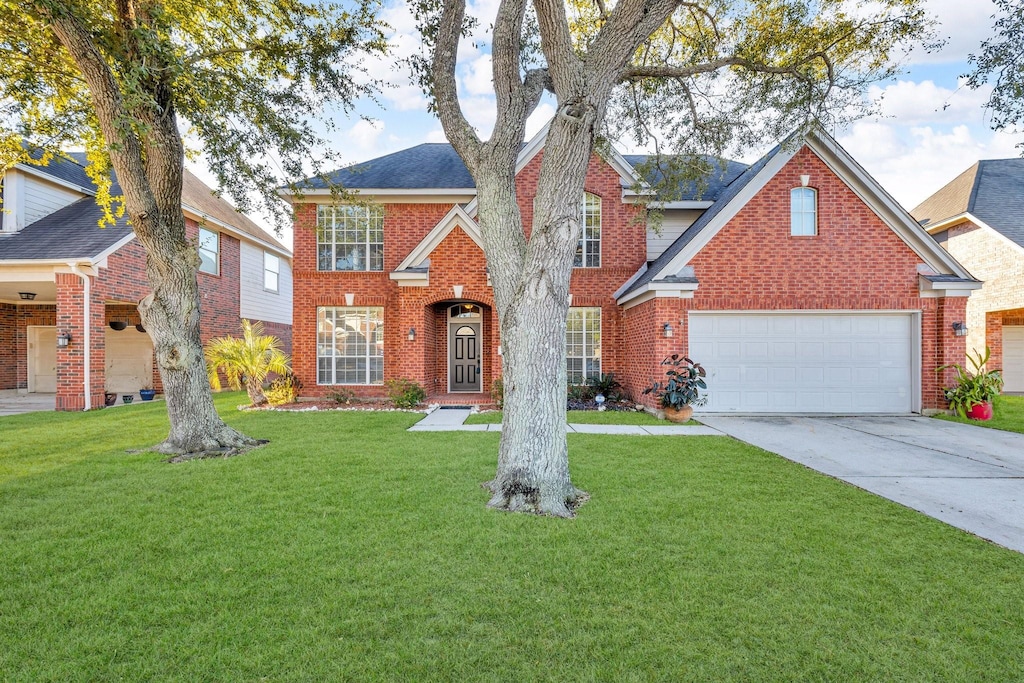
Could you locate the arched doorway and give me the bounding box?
[448,303,482,392]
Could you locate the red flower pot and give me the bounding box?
[966,402,993,421]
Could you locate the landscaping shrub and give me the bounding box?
[264,373,302,405]
[491,377,504,409]
[385,378,426,408]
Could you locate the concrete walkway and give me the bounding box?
[700,415,1024,554]
[409,408,722,435]
[0,390,55,417]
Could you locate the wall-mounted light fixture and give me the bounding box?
[408,327,416,341]
[952,322,969,337]
[663,322,674,338]
[57,331,72,348]
[18,292,36,300]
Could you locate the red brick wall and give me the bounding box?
[620,147,965,410]
[0,303,15,389]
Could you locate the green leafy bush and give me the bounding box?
[385,378,426,408]
[643,355,707,410]
[264,373,302,405]
[567,382,596,401]
[586,372,624,400]
[491,377,504,409]
[327,389,358,405]
[938,347,1004,417]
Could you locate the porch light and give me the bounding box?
[952,322,969,337]
[57,331,72,348]
[408,327,416,341]
[18,292,36,300]
[663,322,674,338]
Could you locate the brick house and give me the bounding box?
[1,150,293,410]
[913,159,1024,393]
[283,126,978,414]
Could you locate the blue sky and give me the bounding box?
[193,0,1015,246]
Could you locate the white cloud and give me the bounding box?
[867,79,992,125]
[908,0,1000,66]
[526,102,556,138]
[345,119,386,158]
[461,54,494,97]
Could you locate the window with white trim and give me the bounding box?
[198,227,219,274]
[263,252,280,292]
[573,192,601,268]
[317,307,384,385]
[790,187,817,236]
[566,307,601,383]
[317,205,384,271]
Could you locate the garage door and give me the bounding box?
[105,327,154,393]
[1004,326,1024,393]
[688,312,915,414]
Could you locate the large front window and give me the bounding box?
[317,307,384,385]
[317,205,384,271]
[566,307,601,383]
[573,192,601,268]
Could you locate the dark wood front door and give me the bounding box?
[450,323,481,392]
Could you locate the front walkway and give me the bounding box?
[0,390,55,417]
[409,407,722,435]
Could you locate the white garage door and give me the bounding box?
[688,312,915,414]
[1004,326,1024,393]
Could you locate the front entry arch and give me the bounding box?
[448,304,482,392]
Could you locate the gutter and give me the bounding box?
[67,262,92,411]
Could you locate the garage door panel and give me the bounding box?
[1004,326,1024,393]
[691,312,914,413]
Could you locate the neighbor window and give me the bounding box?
[198,227,219,274]
[264,252,280,292]
[566,307,601,383]
[317,205,384,271]
[790,187,817,236]
[573,192,601,268]
[317,307,384,385]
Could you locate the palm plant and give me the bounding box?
[205,320,291,406]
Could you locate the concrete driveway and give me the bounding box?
[698,415,1024,554]
[0,390,55,417]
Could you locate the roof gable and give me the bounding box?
[394,205,484,273]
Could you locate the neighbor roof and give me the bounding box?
[0,198,132,260]
[912,158,1024,249]
[622,155,749,202]
[181,170,288,252]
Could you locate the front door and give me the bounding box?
[28,326,57,393]
[449,323,481,392]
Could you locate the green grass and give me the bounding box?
[466,409,683,425]
[2,393,1024,680]
[933,394,1024,434]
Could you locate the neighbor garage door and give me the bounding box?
[688,312,915,413]
[1003,326,1024,393]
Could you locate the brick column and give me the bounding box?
[930,296,968,411]
[55,272,106,411]
[987,312,1004,374]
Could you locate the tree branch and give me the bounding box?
[430,0,481,170]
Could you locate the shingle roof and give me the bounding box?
[20,147,99,192]
[622,155,749,201]
[0,198,132,260]
[181,170,287,252]
[620,144,783,297]
[912,159,1024,249]
[301,144,476,190]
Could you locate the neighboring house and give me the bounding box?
[912,159,1024,393]
[282,126,978,414]
[0,150,293,410]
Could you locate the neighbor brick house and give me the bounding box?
[283,126,978,414]
[1,150,293,410]
[913,159,1024,393]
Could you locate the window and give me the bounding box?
[573,192,601,268]
[198,227,219,274]
[264,252,280,292]
[566,307,601,383]
[317,205,384,271]
[791,187,817,236]
[317,307,384,385]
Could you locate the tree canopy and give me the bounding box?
[966,0,1024,144]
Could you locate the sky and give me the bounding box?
[191,0,1016,248]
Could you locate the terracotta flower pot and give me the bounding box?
[663,405,694,423]
[966,402,993,421]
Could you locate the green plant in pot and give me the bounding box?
[643,355,707,422]
[937,347,1003,420]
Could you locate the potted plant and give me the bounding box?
[104,391,117,407]
[139,381,156,401]
[938,347,1004,420]
[643,355,707,422]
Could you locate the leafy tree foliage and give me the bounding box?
[412,0,932,516]
[966,0,1024,142]
[1,0,383,454]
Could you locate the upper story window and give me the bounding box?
[573,192,601,268]
[264,252,280,292]
[790,187,817,236]
[317,204,384,272]
[198,227,219,274]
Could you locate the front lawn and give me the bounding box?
[466,409,672,425]
[933,394,1024,434]
[2,393,1024,680]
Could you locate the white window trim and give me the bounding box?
[574,192,601,268]
[790,187,817,236]
[198,227,220,275]
[263,251,280,293]
[566,306,602,384]
[316,306,384,385]
[316,204,385,272]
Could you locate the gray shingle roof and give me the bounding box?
[620,144,783,298]
[0,198,132,260]
[21,147,98,191]
[912,159,1024,249]
[302,144,476,190]
[622,155,749,201]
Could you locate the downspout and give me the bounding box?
[68,262,92,411]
